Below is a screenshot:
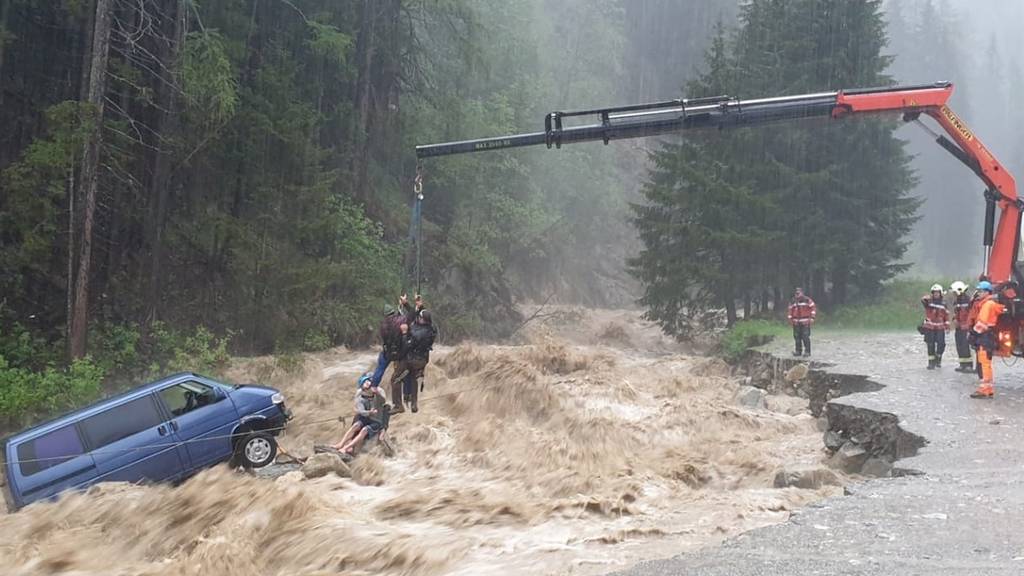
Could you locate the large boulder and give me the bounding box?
[784,363,809,382]
[829,441,869,473]
[861,457,893,478]
[823,430,845,452]
[301,453,352,479]
[765,394,809,416]
[735,385,767,410]
[773,466,843,489]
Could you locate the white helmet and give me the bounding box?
[950,281,967,295]
[930,283,943,293]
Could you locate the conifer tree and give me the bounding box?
[632,0,918,333]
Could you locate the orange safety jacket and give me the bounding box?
[974,297,1006,333]
[921,295,949,330]
[953,294,972,330]
[968,292,987,327]
[788,296,816,326]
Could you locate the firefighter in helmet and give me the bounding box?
[949,281,974,372]
[921,284,949,369]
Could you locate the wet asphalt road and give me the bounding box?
[615,331,1024,576]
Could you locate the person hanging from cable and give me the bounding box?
[392,309,436,414]
[370,295,417,388]
[371,305,403,387]
[400,293,426,404]
[920,284,950,370]
[389,322,413,413]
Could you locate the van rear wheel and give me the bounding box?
[237,432,277,469]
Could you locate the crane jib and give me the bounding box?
[415,92,843,158]
[413,83,956,159]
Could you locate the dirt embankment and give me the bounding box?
[0,308,844,576]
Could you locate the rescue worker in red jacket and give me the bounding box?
[921,284,949,369]
[949,281,974,372]
[787,287,816,357]
[970,280,1005,399]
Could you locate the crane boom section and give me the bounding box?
[834,84,1020,281]
[415,81,1021,282]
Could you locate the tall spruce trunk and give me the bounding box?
[69,0,113,359]
[147,0,185,322]
[351,0,375,205]
[0,0,10,103]
[832,263,849,306]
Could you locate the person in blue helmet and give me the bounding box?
[967,276,992,377]
[320,374,389,457]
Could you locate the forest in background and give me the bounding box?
[0,0,1014,423]
[0,0,734,424]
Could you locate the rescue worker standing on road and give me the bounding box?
[787,288,816,357]
[970,281,1005,399]
[950,281,974,372]
[968,275,990,377]
[921,284,950,369]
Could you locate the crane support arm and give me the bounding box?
[834,84,1020,282]
[416,81,1021,283]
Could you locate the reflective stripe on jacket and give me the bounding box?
[788,297,816,325]
[953,294,972,330]
[921,296,949,330]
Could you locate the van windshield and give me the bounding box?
[160,381,216,417]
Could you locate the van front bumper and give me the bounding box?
[265,405,291,434]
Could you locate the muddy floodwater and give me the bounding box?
[0,309,843,575]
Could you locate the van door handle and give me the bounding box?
[157,425,168,436]
[169,420,179,432]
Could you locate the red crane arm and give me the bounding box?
[835,84,1020,282]
[417,82,1021,282]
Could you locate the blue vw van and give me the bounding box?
[2,372,291,510]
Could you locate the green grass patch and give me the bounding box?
[720,320,789,363]
[821,278,955,331]
[721,278,959,361]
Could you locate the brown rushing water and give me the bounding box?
[0,309,841,575]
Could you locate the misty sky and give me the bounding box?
[887,0,1024,278]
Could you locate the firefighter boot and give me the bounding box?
[970,383,994,399]
[935,356,942,368]
[927,357,936,370]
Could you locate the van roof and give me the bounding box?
[2,372,209,447]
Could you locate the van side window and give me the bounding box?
[80,395,163,450]
[159,381,215,417]
[16,425,86,477]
